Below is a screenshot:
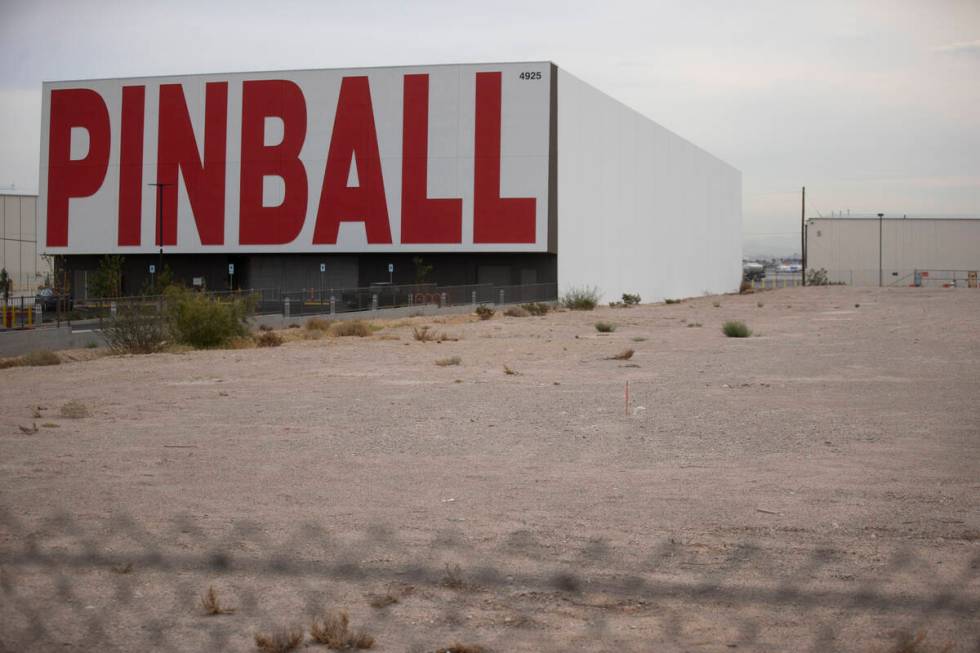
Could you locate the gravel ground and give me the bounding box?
[1,287,978,652]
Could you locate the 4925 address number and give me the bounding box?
[519,71,542,80]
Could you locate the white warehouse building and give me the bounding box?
[38,62,741,303]
[0,193,44,296]
[806,217,980,287]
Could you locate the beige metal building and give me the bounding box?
[0,193,45,296]
[806,217,980,287]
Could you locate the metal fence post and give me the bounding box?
[440,292,447,308]
[371,294,378,311]
[284,296,290,318]
[471,291,477,306]
[329,296,336,316]
[498,289,505,305]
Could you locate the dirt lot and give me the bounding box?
[1,287,978,652]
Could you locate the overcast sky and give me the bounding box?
[1,0,977,256]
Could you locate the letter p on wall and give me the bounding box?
[46,89,111,247]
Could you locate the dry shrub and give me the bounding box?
[309,610,374,649]
[258,324,274,332]
[331,320,371,337]
[287,323,301,329]
[383,319,413,329]
[200,585,234,615]
[21,350,61,366]
[503,365,519,376]
[306,317,334,331]
[367,587,398,609]
[888,631,953,653]
[594,321,616,333]
[687,322,703,328]
[256,331,284,348]
[739,280,754,294]
[60,400,89,419]
[227,336,256,349]
[474,305,495,320]
[254,627,303,653]
[441,563,465,589]
[520,302,550,316]
[435,356,461,367]
[413,326,435,342]
[431,644,485,653]
[722,320,752,338]
[368,583,413,609]
[503,306,529,317]
[665,298,681,304]
[607,349,634,360]
[1,350,62,369]
[103,302,167,354]
[560,286,601,310]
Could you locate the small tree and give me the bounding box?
[140,264,176,295]
[413,256,433,285]
[0,267,10,304]
[90,255,125,298]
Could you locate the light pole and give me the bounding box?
[878,213,884,287]
[878,213,885,288]
[148,182,173,290]
[801,186,806,286]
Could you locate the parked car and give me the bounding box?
[35,288,73,313]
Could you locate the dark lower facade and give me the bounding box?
[57,252,557,300]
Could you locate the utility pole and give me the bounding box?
[148,182,173,289]
[878,213,884,287]
[801,186,806,286]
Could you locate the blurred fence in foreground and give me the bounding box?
[1,510,977,652]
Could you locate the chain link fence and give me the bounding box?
[255,282,558,318]
[1,509,977,652]
[19,282,558,327]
